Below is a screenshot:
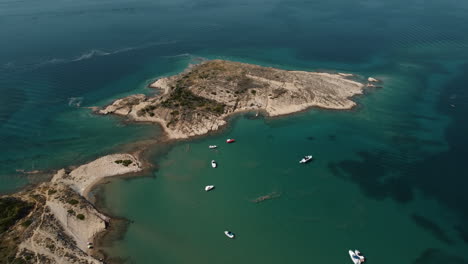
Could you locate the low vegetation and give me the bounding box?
[160,81,225,114]
[115,159,133,166]
[21,219,32,227]
[136,105,157,117]
[67,199,79,205]
[0,198,32,234]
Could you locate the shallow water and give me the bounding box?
[2,0,468,263]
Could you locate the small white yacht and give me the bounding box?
[211,160,217,168]
[209,145,217,149]
[299,155,313,164]
[224,231,235,239]
[205,185,215,191]
[348,249,365,264]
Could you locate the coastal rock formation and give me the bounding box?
[0,153,142,264]
[52,153,142,197]
[99,60,368,139]
[0,183,104,264]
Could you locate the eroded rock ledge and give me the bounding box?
[99,60,374,139]
[0,154,141,264]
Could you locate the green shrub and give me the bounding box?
[122,160,133,166]
[115,160,133,166]
[212,104,225,114]
[76,214,85,220]
[21,219,32,227]
[251,90,256,95]
[67,209,75,215]
[67,199,79,205]
[47,189,56,195]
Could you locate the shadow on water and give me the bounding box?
[455,225,468,244]
[329,63,468,245]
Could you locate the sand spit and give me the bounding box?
[99,60,377,140]
[0,153,142,264]
[52,153,142,198]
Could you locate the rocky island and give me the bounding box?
[0,60,379,263]
[100,60,370,139]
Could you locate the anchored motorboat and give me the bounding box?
[205,185,215,191]
[226,138,235,143]
[299,155,313,164]
[224,231,235,239]
[211,160,217,168]
[209,145,217,149]
[348,250,365,264]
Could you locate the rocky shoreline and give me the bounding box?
[0,154,142,264]
[0,60,380,263]
[99,60,375,140]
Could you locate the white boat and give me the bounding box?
[209,145,217,149]
[348,250,365,264]
[211,160,217,168]
[205,185,215,191]
[224,231,235,239]
[299,155,313,164]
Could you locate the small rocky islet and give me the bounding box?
[100,60,374,139]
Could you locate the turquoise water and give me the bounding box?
[2,0,468,263]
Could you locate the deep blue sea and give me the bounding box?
[1,0,468,263]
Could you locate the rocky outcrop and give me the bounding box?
[0,183,104,264]
[100,60,370,139]
[0,153,143,264]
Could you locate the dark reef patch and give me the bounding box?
[329,63,468,249]
[329,151,413,203]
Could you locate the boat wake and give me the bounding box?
[72,49,111,62]
[1,40,177,71]
[251,192,281,203]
